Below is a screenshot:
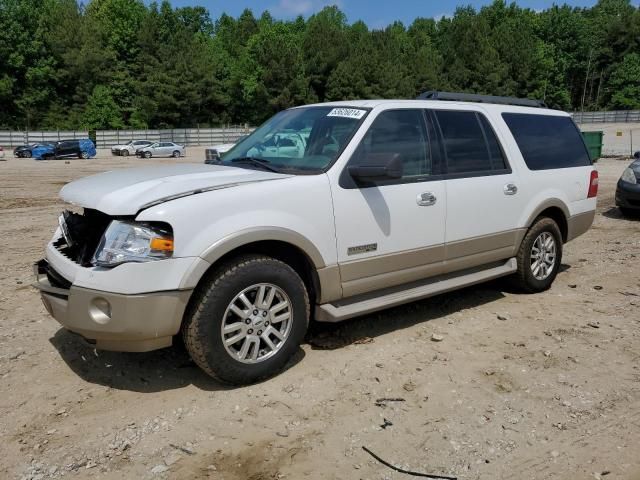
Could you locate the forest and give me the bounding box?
[1,0,639,130]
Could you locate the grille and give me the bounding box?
[56,209,112,266]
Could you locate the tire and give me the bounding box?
[172,150,180,158]
[24,151,31,158]
[144,151,152,159]
[80,151,89,159]
[183,255,309,385]
[122,149,129,156]
[513,217,563,293]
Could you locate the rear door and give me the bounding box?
[432,109,526,272]
[332,109,447,297]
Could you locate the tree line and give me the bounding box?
[1,0,639,130]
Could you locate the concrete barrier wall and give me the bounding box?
[579,123,640,157]
[94,127,254,148]
[0,131,89,148]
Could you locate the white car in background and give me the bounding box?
[136,142,185,158]
[204,135,249,164]
[111,140,154,156]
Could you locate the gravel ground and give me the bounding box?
[0,153,639,480]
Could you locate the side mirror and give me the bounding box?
[348,153,403,181]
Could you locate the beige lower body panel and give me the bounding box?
[316,258,517,322]
[338,229,525,298]
[34,272,191,352]
[566,210,595,242]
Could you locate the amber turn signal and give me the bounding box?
[150,237,174,252]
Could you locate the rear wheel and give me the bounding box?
[80,151,89,159]
[24,151,31,158]
[513,217,563,293]
[172,150,180,158]
[183,255,309,385]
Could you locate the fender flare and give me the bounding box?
[524,198,570,228]
[198,226,327,268]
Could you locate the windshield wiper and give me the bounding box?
[229,157,281,173]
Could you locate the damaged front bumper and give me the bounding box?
[33,259,191,352]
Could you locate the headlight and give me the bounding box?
[621,167,637,184]
[92,220,174,267]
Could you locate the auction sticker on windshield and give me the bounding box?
[327,108,367,119]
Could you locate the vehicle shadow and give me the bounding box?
[49,329,305,393]
[602,206,640,220]
[306,280,510,350]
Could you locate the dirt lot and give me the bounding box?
[1,152,639,480]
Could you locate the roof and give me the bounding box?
[300,99,568,116]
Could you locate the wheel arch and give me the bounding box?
[524,199,569,243]
[184,228,340,311]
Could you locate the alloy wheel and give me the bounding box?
[221,283,292,364]
[530,232,557,280]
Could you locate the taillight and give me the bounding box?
[587,170,598,198]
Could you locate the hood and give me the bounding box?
[60,164,291,215]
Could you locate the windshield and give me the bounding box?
[222,106,368,173]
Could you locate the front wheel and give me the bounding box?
[513,217,563,293]
[144,151,152,159]
[121,149,129,156]
[183,255,309,385]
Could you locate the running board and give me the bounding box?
[315,258,517,322]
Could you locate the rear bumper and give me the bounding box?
[34,260,191,352]
[616,179,640,210]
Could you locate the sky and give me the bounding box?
[167,0,607,28]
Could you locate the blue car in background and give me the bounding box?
[33,139,96,160]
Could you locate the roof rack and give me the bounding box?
[417,91,547,108]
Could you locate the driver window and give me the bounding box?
[351,109,431,179]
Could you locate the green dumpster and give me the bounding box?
[582,131,603,162]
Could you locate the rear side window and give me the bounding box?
[502,113,591,170]
[434,110,508,175]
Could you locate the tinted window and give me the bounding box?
[352,109,431,178]
[479,114,507,170]
[502,113,591,170]
[435,111,507,174]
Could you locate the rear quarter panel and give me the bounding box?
[487,107,597,227]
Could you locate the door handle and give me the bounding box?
[504,183,518,195]
[417,192,437,206]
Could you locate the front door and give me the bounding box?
[331,109,447,298]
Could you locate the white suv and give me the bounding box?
[35,93,597,384]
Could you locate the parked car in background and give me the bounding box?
[136,142,185,158]
[13,143,54,158]
[204,135,248,164]
[35,139,96,160]
[36,93,597,384]
[616,155,640,216]
[0,146,4,159]
[111,140,154,156]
